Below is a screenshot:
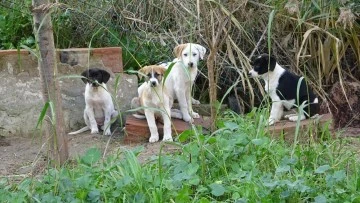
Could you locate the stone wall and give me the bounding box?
[0,47,138,137]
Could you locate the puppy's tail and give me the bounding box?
[68,126,90,135]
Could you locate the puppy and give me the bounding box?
[134,65,174,142]
[69,68,118,135]
[163,43,207,122]
[249,54,319,125]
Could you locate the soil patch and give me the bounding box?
[0,131,175,177]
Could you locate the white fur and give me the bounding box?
[138,72,173,143]
[253,63,306,125]
[164,43,206,122]
[69,83,118,135]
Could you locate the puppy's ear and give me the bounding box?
[154,66,166,76]
[193,44,207,60]
[268,55,277,71]
[81,70,90,84]
[159,66,166,75]
[173,44,186,59]
[138,66,147,80]
[100,69,111,84]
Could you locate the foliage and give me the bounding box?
[1,109,359,202]
[1,1,359,108]
[0,0,34,49]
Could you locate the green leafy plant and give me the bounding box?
[1,107,359,202]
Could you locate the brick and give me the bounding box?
[268,113,333,143]
[123,115,211,144]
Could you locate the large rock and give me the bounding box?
[0,48,137,137]
[328,81,360,128]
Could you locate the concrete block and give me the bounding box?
[0,47,136,137]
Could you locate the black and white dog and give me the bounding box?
[249,54,319,125]
[69,68,118,135]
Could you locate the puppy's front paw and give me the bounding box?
[192,112,200,119]
[162,135,173,142]
[183,113,193,123]
[104,129,111,136]
[284,114,297,119]
[192,99,200,105]
[149,135,159,143]
[91,128,99,134]
[288,115,305,122]
[268,118,276,126]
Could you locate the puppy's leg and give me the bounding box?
[175,89,193,122]
[187,95,200,119]
[268,101,283,125]
[145,109,159,143]
[103,108,113,136]
[85,107,99,134]
[162,107,173,142]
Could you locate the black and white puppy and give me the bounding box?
[249,54,319,125]
[69,68,118,135]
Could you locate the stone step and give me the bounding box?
[268,113,333,143]
[172,103,227,117]
[123,115,211,144]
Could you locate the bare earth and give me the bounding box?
[1,127,359,178]
[0,131,179,177]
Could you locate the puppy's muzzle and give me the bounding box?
[151,81,157,87]
[248,70,258,78]
[188,62,194,68]
[90,80,99,87]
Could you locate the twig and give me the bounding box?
[249,27,267,59]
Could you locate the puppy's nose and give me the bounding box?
[151,81,157,86]
[188,62,194,67]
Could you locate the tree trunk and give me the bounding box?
[32,0,69,165]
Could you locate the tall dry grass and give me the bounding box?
[53,0,360,114]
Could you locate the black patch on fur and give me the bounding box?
[251,54,276,74]
[81,68,111,86]
[276,70,319,117]
[251,53,319,118]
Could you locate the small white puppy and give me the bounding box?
[133,65,174,142]
[163,43,207,122]
[69,68,118,135]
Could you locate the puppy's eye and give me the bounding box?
[184,53,188,57]
[147,73,151,77]
[193,53,197,57]
[154,73,159,77]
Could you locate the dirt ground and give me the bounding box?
[0,130,179,177]
[1,127,359,178]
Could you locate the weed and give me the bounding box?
[1,108,360,202]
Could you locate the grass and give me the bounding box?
[1,0,359,201]
[1,108,359,202]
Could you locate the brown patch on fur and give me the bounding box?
[139,65,166,81]
[173,44,187,59]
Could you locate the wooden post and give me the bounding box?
[32,0,69,165]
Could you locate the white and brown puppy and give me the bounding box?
[249,54,319,125]
[69,68,118,135]
[163,43,207,122]
[135,65,174,143]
